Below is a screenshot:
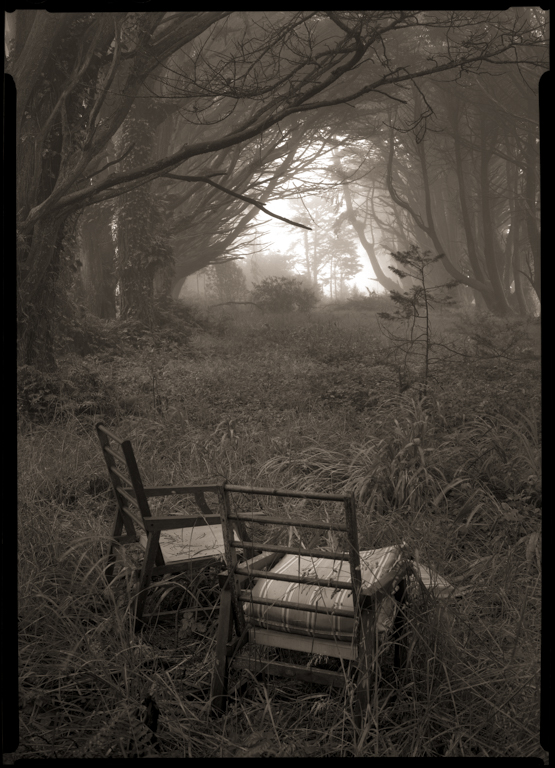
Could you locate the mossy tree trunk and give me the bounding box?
[114,101,173,325]
[478,115,513,317]
[78,204,117,319]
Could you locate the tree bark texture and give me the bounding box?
[115,98,173,324]
[79,204,117,318]
[524,129,541,302]
[478,115,512,316]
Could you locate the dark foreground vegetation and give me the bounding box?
[14,297,542,759]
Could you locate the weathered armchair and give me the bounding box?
[210,484,411,722]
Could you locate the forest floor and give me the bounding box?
[13,298,544,758]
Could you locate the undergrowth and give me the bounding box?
[12,302,543,759]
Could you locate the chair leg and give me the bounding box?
[392,578,409,672]
[133,575,151,633]
[211,589,234,715]
[133,533,160,632]
[105,541,118,582]
[106,512,125,582]
[354,606,378,728]
[353,662,380,730]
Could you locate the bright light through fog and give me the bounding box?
[256,199,385,295]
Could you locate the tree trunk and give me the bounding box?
[116,187,155,326]
[17,215,67,366]
[303,230,310,283]
[478,116,512,316]
[385,114,494,308]
[342,182,400,293]
[505,155,529,316]
[115,98,171,325]
[79,204,116,318]
[450,102,488,289]
[11,11,70,137]
[171,275,187,300]
[511,208,530,316]
[312,226,318,286]
[17,215,69,369]
[524,129,541,303]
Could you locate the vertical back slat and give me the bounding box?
[344,493,362,646]
[219,486,246,634]
[119,439,165,569]
[194,491,213,516]
[120,439,153,522]
[97,423,138,541]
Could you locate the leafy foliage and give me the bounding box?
[250,276,319,313]
[452,311,538,360]
[17,362,114,422]
[205,260,248,303]
[16,299,204,422]
[17,365,62,420]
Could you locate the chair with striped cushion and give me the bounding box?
[96,423,256,631]
[210,484,412,723]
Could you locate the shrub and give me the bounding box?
[250,276,319,313]
[205,260,248,303]
[452,310,534,360]
[17,361,116,423]
[17,365,62,420]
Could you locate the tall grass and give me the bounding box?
[12,306,543,759]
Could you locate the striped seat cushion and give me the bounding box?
[244,546,404,641]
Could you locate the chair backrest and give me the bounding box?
[218,484,368,647]
[96,422,153,540]
[96,423,255,564]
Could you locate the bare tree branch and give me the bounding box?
[162,172,313,230]
[85,143,136,181]
[22,13,531,231]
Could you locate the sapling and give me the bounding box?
[377,246,459,395]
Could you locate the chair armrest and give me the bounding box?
[235,511,267,518]
[143,484,223,497]
[218,568,251,590]
[143,514,222,532]
[235,550,282,574]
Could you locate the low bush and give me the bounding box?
[251,276,319,313]
[17,361,117,422]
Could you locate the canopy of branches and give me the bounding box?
[8,10,546,365]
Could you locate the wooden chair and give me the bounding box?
[96,423,255,631]
[210,484,412,723]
